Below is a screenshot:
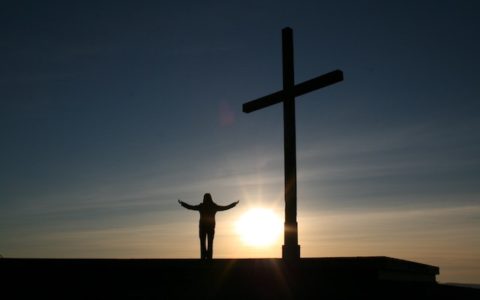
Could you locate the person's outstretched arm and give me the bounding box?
[216,200,239,211]
[178,199,200,210]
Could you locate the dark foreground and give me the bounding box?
[1,257,478,299]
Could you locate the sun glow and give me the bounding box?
[235,208,283,247]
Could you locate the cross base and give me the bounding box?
[282,244,301,260]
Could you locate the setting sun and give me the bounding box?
[235,208,283,247]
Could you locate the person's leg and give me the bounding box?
[207,228,215,259]
[199,227,207,259]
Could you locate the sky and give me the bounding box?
[1,0,479,283]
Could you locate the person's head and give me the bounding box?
[203,193,213,204]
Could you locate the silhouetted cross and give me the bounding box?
[242,27,343,259]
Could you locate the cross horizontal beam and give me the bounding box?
[242,69,343,113]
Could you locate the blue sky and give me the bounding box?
[1,1,479,283]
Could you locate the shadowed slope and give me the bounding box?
[1,257,478,299]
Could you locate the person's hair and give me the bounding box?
[203,193,213,204]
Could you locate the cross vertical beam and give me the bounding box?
[281,28,300,259]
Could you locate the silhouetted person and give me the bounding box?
[178,193,239,260]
